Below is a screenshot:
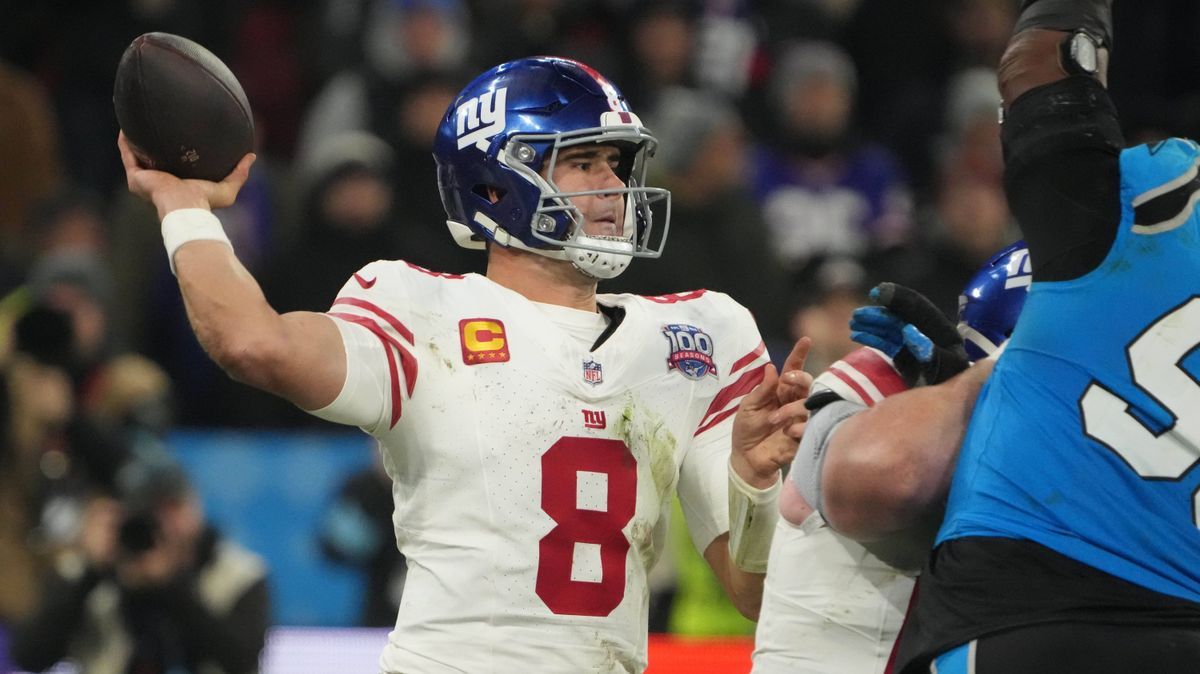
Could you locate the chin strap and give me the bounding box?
[446,219,487,250]
[570,234,634,279]
[461,211,636,279]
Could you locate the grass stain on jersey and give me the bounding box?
[426,340,455,370]
[613,400,678,570]
[614,399,679,505]
[629,518,661,571]
[595,632,639,674]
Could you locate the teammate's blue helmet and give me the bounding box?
[432,56,671,279]
[958,240,1031,362]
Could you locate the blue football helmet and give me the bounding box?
[958,240,1031,361]
[433,56,671,279]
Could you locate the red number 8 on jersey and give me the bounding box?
[537,437,637,617]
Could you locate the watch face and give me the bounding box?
[1071,32,1099,73]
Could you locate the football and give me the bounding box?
[113,32,254,181]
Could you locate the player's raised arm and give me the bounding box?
[998,0,1122,282]
[118,132,346,411]
[695,338,812,620]
[1000,0,1111,102]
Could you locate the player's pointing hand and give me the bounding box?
[731,337,813,487]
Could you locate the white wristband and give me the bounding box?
[727,459,781,573]
[161,208,232,275]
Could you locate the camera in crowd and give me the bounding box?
[114,448,191,556]
[117,507,160,555]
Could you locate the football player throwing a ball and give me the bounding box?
[119,57,811,673]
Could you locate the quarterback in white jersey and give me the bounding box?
[119,55,811,673]
[322,267,771,672]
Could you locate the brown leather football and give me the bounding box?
[114,32,254,181]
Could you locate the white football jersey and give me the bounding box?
[311,260,769,674]
[751,511,917,674]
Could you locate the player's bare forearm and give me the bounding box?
[173,242,275,360]
[821,360,994,541]
[172,243,344,410]
[719,338,810,603]
[118,133,346,411]
[1000,1,1112,105]
[999,29,1108,104]
[703,533,765,621]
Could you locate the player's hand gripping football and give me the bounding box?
[731,337,813,488]
[849,283,969,387]
[119,131,255,219]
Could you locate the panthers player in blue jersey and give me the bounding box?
[809,1,1200,672]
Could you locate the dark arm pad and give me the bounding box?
[1002,75,1122,173]
[1016,0,1114,45]
[1002,75,1123,282]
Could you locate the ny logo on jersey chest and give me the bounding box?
[582,409,607,429]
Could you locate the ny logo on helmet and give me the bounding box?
[456,87,508,152]
[1004,247,1032,289]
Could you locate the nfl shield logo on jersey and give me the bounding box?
[582,357,604,385]
[663,324,717,380]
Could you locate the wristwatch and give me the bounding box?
[1062,30,1100,76]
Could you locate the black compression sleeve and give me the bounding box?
[1001,76,1124,281]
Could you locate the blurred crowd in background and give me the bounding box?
[2,0,1200,670]
[4,0,1200,423]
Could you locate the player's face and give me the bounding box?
[546,144,627,238]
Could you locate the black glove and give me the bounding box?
[850,283,970,387]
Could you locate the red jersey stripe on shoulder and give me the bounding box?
[729,342,767,375]
[329,312,418,398]
[695,363,768,435]
[328,312,403,428]
[827,365,876,407]
[641,289,707,304]
[694,406,738,437]
[332,297,414,344]
[699,362,768,424]
[841,348,908,398]
[404,261,465,279]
